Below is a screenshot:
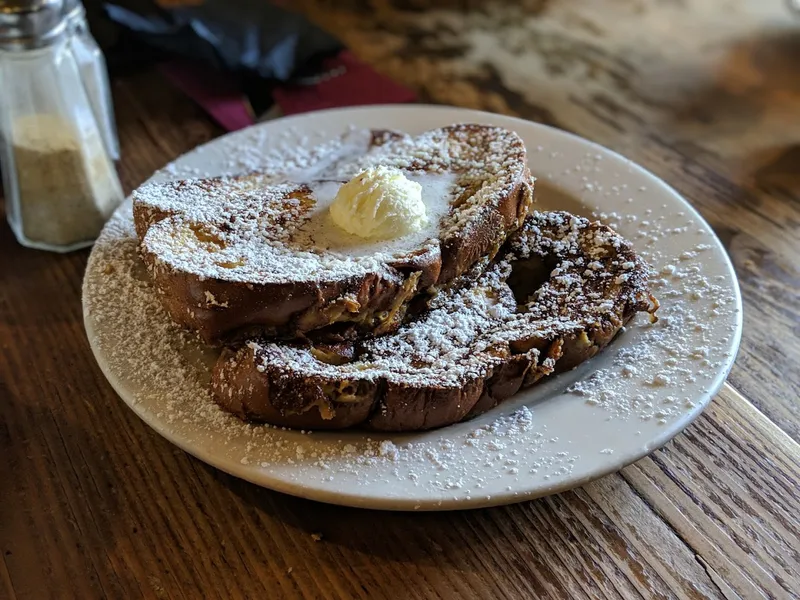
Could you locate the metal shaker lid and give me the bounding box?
[0,0,66,50]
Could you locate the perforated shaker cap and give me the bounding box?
[0,0,66,49]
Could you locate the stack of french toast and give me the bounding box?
[132,124,657,431]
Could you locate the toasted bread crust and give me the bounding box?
[212,212,658,431]
[133,125,534,344]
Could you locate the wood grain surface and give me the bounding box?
[2,1,799,598]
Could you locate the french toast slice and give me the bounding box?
[133,125,534,344]
[212,212,658,431]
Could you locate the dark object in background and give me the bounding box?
[79,0,415,131]
[100,0,343,81]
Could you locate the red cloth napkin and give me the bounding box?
[160,50,416,131]
[273,51,416,116]
[159,60,255,132]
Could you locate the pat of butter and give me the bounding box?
[329,166,427,239]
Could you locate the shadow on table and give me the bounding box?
[206,460,578,565]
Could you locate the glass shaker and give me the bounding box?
[0,0,124,252]
[64,0,119,160]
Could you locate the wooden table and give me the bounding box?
[2,1,799,598]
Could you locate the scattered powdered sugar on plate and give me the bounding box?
[84,204,575,497]
[551,154,739,423]
[242,210,653,413]
[82,115,741,508]
[157,125,359,181]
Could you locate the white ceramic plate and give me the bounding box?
[83,105,742,510]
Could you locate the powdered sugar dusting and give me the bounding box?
[82,114,740,509]
[567,216,738,424]
[135,125,528,286]
[158,125,370,181]
[84,212,572,499]
[547,151,740,424]
[246,211,652,394]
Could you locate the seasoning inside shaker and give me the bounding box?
[12,113,120,246]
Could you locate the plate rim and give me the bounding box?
[83,103,743,511]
